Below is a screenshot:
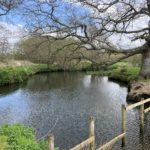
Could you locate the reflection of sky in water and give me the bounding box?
[0,73,149,150]
[0,90,30,124]
[83,75,91,88]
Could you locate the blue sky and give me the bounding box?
[0,0,91,47]
[0,0,90,26]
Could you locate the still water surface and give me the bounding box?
[0,73,150,150]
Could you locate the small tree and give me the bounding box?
[17,35,89,69]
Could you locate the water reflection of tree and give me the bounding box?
[0,83,25,96]
[26,73,84,92]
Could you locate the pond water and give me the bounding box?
[0,73,150,150]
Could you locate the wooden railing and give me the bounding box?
[48,117,95,150]
[126,98,150,111]
[121,98,150,146]
[97,133,126,150]
[70,117,95,150]
[70,136,95,150]
[47,98,150,150]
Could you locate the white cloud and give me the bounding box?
[108,16,149,49]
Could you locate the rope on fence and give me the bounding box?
[37,117,59,141]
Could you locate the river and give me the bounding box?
[0,73,150,150]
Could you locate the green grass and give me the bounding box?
[0,124,59,150]
[0,64,59,86]
[0,62,141,86]
[0,61,92,86]
[87,62,140,83]
[0,136,8,150]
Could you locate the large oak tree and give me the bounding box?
[16,0,150,77]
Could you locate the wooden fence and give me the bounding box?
[70,117,95,150]
[97,133,126,150]
[48,117,95,150]
[121,98,150,146]
[47,98,150,150]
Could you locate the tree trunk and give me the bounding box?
[140,48,150,78]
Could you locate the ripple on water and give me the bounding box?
[0,73,149,150]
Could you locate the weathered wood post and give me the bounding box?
[140,99,144,132]
[48,134,54,150]
[121,105,126,147]
[89,116,95,150]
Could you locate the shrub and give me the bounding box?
[0,124,48,150]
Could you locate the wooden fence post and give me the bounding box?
[140,99,144,132]
[48,134,54,150]
[121,105,126,147]
[89,117,95,150]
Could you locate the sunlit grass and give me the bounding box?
[0,64,59,86]
[87,62,140,83]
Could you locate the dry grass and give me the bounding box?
[0,60,34,68]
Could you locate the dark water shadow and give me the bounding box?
[0,82,26,96]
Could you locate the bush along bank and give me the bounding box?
[87,62,140,83]
[0,124,58,150]
[0,64,60,86]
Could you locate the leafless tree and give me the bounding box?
[0,0,24,56]
[0,0,23,16]
[0,37,10,53]
[0,23,10,54]
[24,0,150,77]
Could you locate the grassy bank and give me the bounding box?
[0,59,93,86]
[0,61,141,86]
[87,62,140,83]
[0,64,60,86]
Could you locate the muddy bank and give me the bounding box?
[127,80,150,102]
